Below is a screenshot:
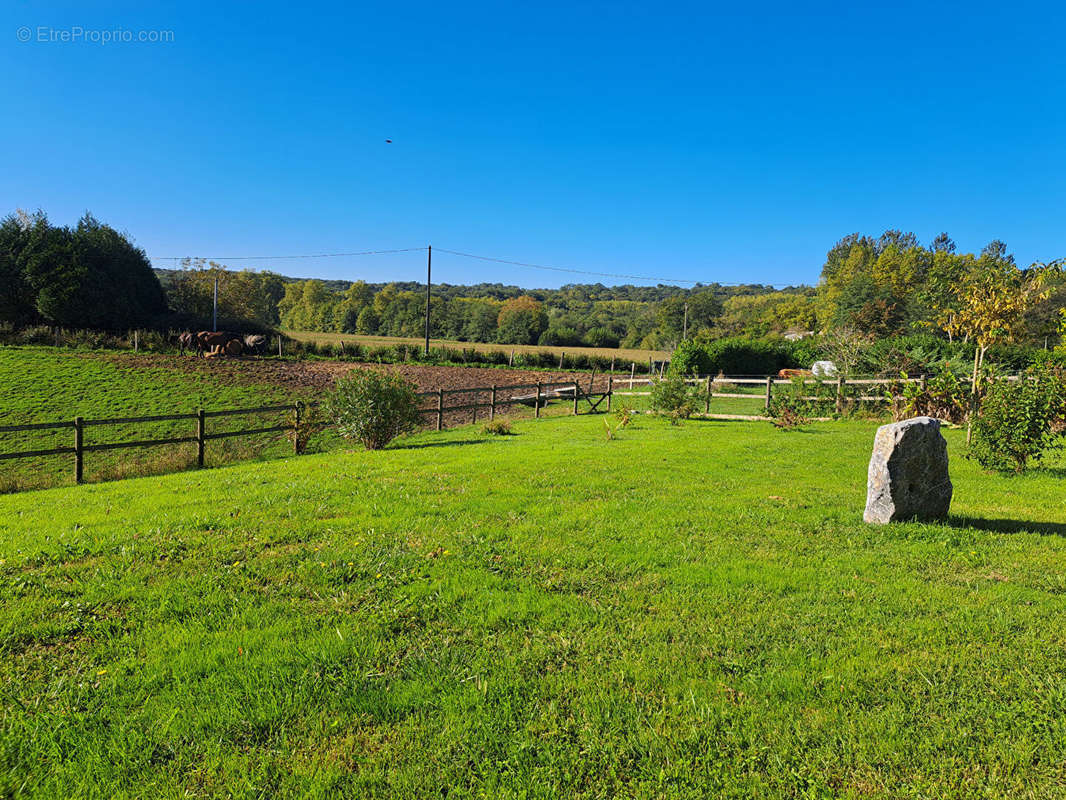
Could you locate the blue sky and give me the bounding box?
[2,1,1064,288]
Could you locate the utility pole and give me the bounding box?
[424,245,432,356]
[682,302,689,340]
[213,275,219,331]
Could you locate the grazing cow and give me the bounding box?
[243,334,267,356]
[777,368,813,379]
[196,330,243,358]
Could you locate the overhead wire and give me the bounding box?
[151,245,795,288]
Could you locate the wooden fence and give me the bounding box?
[0,403,300,484]
[0,378,614,486]
[615,374,935,414]
[415,377,613,431]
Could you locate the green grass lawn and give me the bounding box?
[0,347,312,491]
[2,412,1066,797]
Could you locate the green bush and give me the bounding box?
[669,339,710,375]
[891,371,969,423]
[671,337,795,377]
[324,369,423,450]
[768,377,835,422]
[482,419,513,436]
[650,374,701,423]
[970,368,1066,472]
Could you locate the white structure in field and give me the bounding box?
[811,360,838,377]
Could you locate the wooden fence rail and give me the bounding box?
[0,403,303,484]
[616,374,937,412]
[0,379,616,486]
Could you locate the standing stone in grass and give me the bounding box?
[864,416,952,524]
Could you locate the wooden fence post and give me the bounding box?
[559,351,565,370]
[436,388,444,431]
[509,349,514,367]
[610,357,616,372]
[606,375,613,412]
[920,374,928,392]
[293,402,302,453]
[196,409,205,467]
[764,376,773,410]
[629,363,635,389]
[490,385,497,420]
[535,382,542,418]
[589,368,595,394]
[705,375,713,413]
[573,383,580,415]
[133,329,139,352]
[835,375,844,414]
[74,416,83,484]
[278,336,283,358]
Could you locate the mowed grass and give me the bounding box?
[285,330,670,364]
[0,347,307,491]
[2,413,1066,798]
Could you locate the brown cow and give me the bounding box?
[196,331,242,358]
[777,368,813,379]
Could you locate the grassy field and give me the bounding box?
[284,330,670,364]
[0,347,311,491]
[0,347,772,492]
[3,412,1066,797]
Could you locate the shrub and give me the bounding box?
[670,339,711,375]
[482,419,513,436]
[325,369,422,450]
[768,377,834,422]
[671,337,794,377]
[891,371,969,423]
[650,374,700,423]
[604,404,636,440]
[970,368,1066,472]
[862,335,960,377]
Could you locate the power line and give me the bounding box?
[152,247,427,261]
[433,248,703,285]
[434,248,797,288]
[150,244,797,288]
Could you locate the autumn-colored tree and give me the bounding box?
[934,253,1060,386]
[930,250,1063,440]
[496,295,547,345]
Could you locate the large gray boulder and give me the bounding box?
[864,416,952,524]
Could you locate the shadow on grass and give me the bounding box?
[948,515,1066,537]
[391,438,487,451]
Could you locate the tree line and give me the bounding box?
[3,211,1062,358]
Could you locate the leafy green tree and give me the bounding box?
[0,211,38,326]
[168,260,282,329]
[278,279,338,331]
[458,299,500,342]
[11,211,166,329]
[496,296,547,345]
[656,290,721,345]
[355,304,380,335]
